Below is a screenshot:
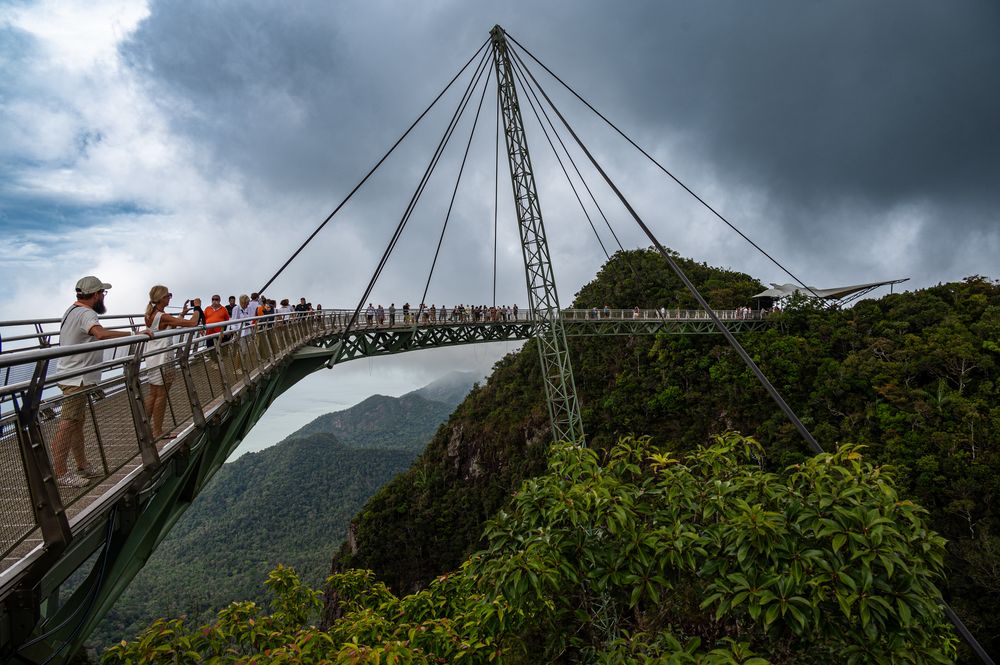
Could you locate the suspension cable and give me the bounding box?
[510,54,630,261]
[342,50,493,341]
[413,66,492,331]
[257,38,489,295]
[505,31,824,302]
[493,80,501,307]
[511,46,824,456]
[511,44,994,665]
[510,54,641,281]
[508,58,610,261]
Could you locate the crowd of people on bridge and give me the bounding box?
[51,277,324,488]
[46,273,775,489]
[49,276,533,488]
[363,303,521,326]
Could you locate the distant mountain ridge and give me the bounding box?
[90,371,477,651]
[409,370,481,406]
[289,371,478,450]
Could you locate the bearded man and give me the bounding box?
[52,276,151,488]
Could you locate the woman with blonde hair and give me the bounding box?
[144,285,199,439]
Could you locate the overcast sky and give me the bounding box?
[3,0,998,450]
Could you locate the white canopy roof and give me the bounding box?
[753,278,909,301]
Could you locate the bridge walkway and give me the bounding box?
[0,306,768,659]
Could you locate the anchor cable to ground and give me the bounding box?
[509,39,994,664]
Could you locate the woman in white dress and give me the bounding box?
[144,285,199,439]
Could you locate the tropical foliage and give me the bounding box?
[338,250,1000,657]
[104,435,956,663]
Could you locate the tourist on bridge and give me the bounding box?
[429,304,436,322]
[294,297,309,315]
[53,276,154,488]
[189,298,206,348]
[513,304,518,320]
[256,299,275,319]
[377,304,385,326]
[633,306,641,319]
[248,293,261,319]
[143,286,200,441]
[403,302,410,324]
[389,303,396,325]
[366,304,375,325]
[225,295,237,316]
[231,295,255,336]
[203,295,230,349]
[190,298,206,326]
[604,304,611,318]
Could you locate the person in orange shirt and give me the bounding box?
[256,298,275,326]
[203,294,230,349]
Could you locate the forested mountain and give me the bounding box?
[333,249,1000,658]
[89,375,475,651]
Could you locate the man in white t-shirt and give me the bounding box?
[52,276,152,488]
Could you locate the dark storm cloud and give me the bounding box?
[120,0,1000,287]
[571,2,1000,207]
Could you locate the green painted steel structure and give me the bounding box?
[491,26,584,446]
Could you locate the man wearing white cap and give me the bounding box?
[51,276,151,488]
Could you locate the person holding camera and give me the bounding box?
[143,285,200,439]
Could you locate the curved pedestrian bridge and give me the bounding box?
[0,307,768,658]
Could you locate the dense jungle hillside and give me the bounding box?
[89,378,474,650]
[333,248,1000,655]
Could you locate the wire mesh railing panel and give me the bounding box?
[89,380,143,475]
[189,355,216,407]
[160,359,193,436]
[221,339,244,386]
[0,417,35,559]
[35,386,103,506]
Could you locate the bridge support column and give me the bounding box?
[491,25,584,444]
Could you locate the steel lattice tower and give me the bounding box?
[490,25,585,444]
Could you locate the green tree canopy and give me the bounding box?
[105,434,956,664]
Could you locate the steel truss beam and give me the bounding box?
[296,322,538,361]
[491,25,584,445]
[562,318,769,337]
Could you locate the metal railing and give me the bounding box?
[0,310,343,574]
[0,304,761,583]
[560,307,768,321]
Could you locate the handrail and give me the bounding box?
[0,307,771,366]
[0,302,772,623]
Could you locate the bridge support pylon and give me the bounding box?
[491,25,585,445]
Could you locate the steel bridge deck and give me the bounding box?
[0,307,770,661]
